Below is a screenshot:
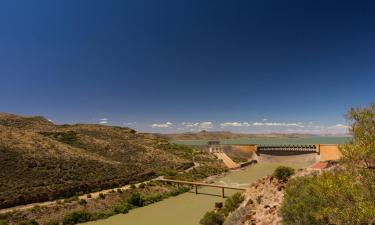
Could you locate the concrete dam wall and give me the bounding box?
[254,150,319,165]
[200,142,341,168]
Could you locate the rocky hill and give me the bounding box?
[0,113,200,209]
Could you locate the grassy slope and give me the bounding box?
[0,113,201,209]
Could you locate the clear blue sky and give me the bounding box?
[1,0,374,134]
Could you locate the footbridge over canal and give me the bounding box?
[158,179,247,198]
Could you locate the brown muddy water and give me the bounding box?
[83,162,309,225]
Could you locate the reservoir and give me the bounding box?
[83,162,309,225]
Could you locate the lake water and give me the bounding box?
[83,162,309,225]
[171,136,350,146]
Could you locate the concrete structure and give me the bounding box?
[317,144,342,161]
[206,141,341,166]
[208,140,222,153]
[208,141,240,169]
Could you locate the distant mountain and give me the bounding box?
[0,113,197,209]
[158,130,315,140]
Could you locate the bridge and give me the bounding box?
[158,179,247,198]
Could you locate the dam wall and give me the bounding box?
[254,150,319,164]
[196,142,342,166]
[318,144,342,161]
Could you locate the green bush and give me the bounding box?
[113,203,130,214]
[139,183,146,189]
[63,211,92,225]
[58,131,78,144]
[200,211,224,225]
[280,172,375,225]
[44,220,59,225]
[20,220,39,225]
[86,194,92,198]
[220,193,244,216]
[127,193,143,207]
[273,166,294,182]
[78,199,87,205]
[0,220,8,225]
[98,193,105,199]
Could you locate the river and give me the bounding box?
[83,162,309,225]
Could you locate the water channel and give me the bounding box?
[83,162,309,225]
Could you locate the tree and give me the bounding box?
[127,193,144,207]
[200,211,224,225]
[280,102,375,225]
[273,166,295,182]
[341,103,375,169]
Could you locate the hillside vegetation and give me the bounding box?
[0,113,219,209]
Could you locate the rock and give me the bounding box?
[246,199,254,206]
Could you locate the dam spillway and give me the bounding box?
[256,144,317,152]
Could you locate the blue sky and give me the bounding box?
[1,0,374,134]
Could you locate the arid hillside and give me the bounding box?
[0,113,207,209]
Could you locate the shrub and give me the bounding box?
[280,172,375,225]
[86,194,92,198]
[20,220,39,225]
[30,205,41,213]
[44,220,59,225]
[130,184,136,189]
[200,211,224,225]
[78,199,87,205]
[139,183,146,189]
[0,220,8,225]
[127,193,143,207]
[220,193,244,216]
[98,193,105,199]
[113,203,130,214]
[58,131,77,144]
[116,188,123,194]
[62,211,92,225]
[255,195,263,204]
[273,166,295,182]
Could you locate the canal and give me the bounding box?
[83,162,309,225]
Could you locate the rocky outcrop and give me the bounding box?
[224,168,319,225]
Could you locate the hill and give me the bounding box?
[159,130,315,140]
[0,113,207,209]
